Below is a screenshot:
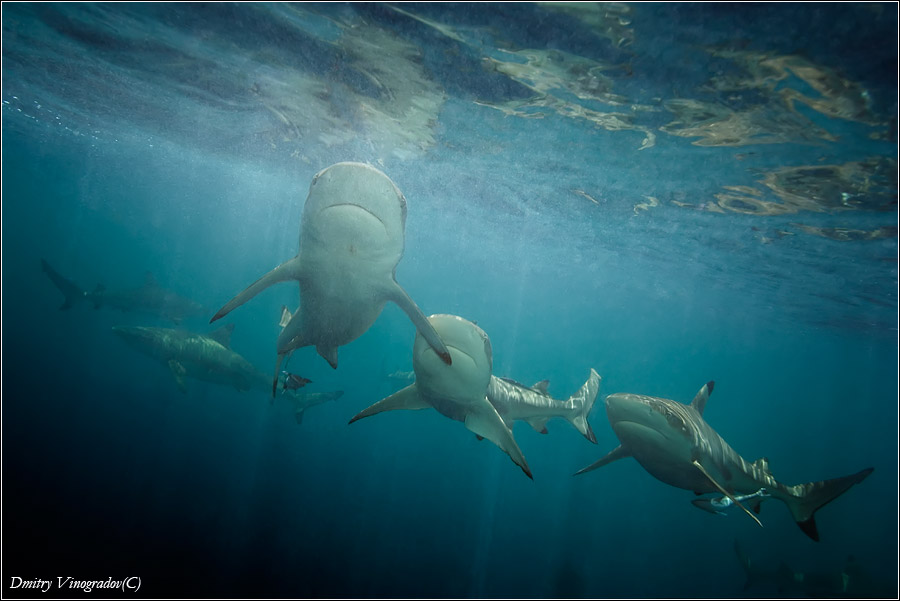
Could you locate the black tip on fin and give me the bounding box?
[797,517,819,542]
[707,381,715,394]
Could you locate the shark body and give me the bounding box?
[113,324,268,393]
[350,314,532,478]
[42,259,207,324]
[575,381,873,540]
[210,162,450,395]
[113,323,342,423]
[486,373,599,443]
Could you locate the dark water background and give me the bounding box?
[2,3,898,598]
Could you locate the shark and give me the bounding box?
[287,390,344,425]
[574,381,873,541]
[113,323,341,423]
[692,488,771,516]
[733,540,893,597]
[349,314,533,479]
[112,323,272,394]
[486,372,600,443]
[209,162,451,395]
[42,259,207,324]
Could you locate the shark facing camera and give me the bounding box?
[210,162,451,396]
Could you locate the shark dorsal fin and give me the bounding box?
[690,380,715,415]
[691,459,763,528]
[530,380,550,395]
[208,323,235,348]
[752,456,771,474]
[279,305,293,329]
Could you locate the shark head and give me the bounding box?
[300,162,407,263]
[605,392,696,463]
[412,314,491,409]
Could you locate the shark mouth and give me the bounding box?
[321,203,389,234]
[613,420,671,448]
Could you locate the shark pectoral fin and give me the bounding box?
[464,398,532,480]
[692,460,763,528]
[211,255,303,323]
[316,345,338,369]
[295,409,305,425]
[385,281,452,366]
[525,417,550,434]
[348,384,430,424]
[272,353,288,400]
[167,360,188,393]
[573,444,630,476]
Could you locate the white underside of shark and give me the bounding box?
[349,314,533,478]
[210,162,450,394]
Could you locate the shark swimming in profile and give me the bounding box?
[350,314,533,478]
[113,323,274,394]
[113,323,341,424]
[574,381,873,540]
[42,259,207,324]
[210,162,451,395]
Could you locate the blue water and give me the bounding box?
[2,3,897,598]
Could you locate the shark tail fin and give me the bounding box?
[776,467,874,541]
[734,540,760,590]
[566,369,601,443]
[211,256,303,323]
[41,259,86,310]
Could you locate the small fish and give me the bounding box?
[281,372,312,392]
[692,488,771,516]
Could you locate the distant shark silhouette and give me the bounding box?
[733,540,893,597]
[287,390,344,425]
[112,323,341,424]
[210,162,451,396]
[350,314,532,478]
[42,258,207,324]
[575,381,873,541]
[113,323,274,393]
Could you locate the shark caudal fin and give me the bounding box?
[775,467,873,541]
[566,369,601,443]
[41,259,86,310]
[733,540,770,590]
[210,256,303,323]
